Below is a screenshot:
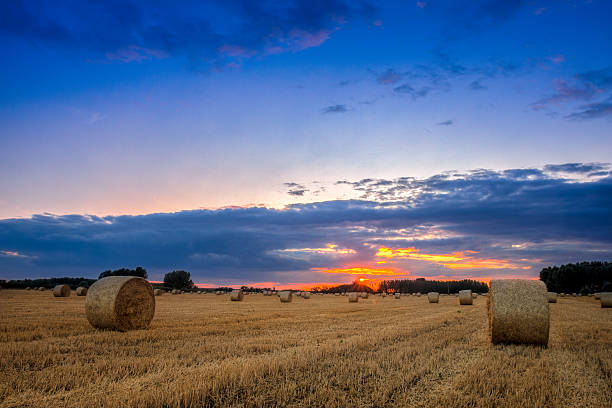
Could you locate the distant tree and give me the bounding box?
[540,261,611,293]
[99,267,147,280]
[163,270,194,290]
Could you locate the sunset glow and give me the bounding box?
[375,247,523,270]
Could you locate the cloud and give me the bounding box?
[393,84,431,99]
[376,68,402,85]
[2,163,611,285]
[0,1,377,67]
[469,80,488,90]
[322,104,348,114]
[564,96,612,120]
[436,120,453,126]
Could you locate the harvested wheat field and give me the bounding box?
[1,290,611,408]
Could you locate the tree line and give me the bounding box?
[540,261,611,294]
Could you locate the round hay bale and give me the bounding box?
[334,292,340,296]
[472,293,478,299]
[600,292,612,308]
[154,289,163,296]
[427,292,439,303]
[38,287,45,291]
[279,291,292,303]
[295,291,302,297]
[381,292,387,298]
[459,290,473,305]
[394,293,401,299]
[76,287,88,296]
[230,289,243,301]
[25,287,31,290]
[488,279,549,346]
[594,293,600,300]
[416,292,421,297]
[348,292,359,303]
[53,284,71,297]
[360,292,369,299]
[171,289,179,295]
[302,291,311,299]
[547,292,557,303]
[85,276,155,331]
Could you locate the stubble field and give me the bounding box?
[0,290,610,407]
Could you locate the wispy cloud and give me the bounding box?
[322,104,348,114]
[436,120,453,126]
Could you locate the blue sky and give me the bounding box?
[1,1,611,286]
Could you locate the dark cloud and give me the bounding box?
[375,68,402,85]
[2,163,611,283]
[0,1,377,66]
[564,96,612,120]
[436,120,453,126]
[322,104,348,114]
[284,182,309,196]
[393,84,431,99]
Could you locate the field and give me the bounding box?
[1,290,611,408]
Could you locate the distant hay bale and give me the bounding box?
[600,292,612,308]
[488,279,549,346]
[547,292,557,303]
[279,291,292,303]
[459,290,473,305]
[348,292,359,303]
[295,291,301,297]
[154,289,163,296]
[172,289,179,295]
[394,293,400,299]
[381,293,387,297]
[302,291,311,299]
[53,284,71,297]
[25,287,31,290]
[594,293,600,300]
[472,293,477,299]
[76,287,88,296]
[215,290,223,295]
[85,276,155,331]
[38,287,45,291]
[230,289,243,301]
[427,292,439,303]
[360,292,369,299]
[416,292,421,297]
[334,292,340,296]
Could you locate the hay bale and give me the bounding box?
[488,279,549,346]
[302,291,311,299]
[594,293,600,300]
[76,287,88,296]
[279,291,292,303]
[25,287,31,290]
[547,292,557,303]
[416,292,421,297]
[154,289,163,296]
[38,287,45,291]
[85,276,155,331]
[360,292,369,299]
[381,292,387,298]
[459,290,473,305]
[53,284,71,297]
[472,293,478,299]
[427,292,439,303]
[171,289,179,295]
[230,289,243,301]
[394,293,401,299]
[600,292,612,308]
[295,291,302,297]
[348,292,359,303]
[334,292,340,296]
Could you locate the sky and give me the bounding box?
[1,1,611,288]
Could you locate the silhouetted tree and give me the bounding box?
[163,270,194,290]
[99,267,147,280]
[540,261,611,293]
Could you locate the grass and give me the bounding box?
[0,290,610,407]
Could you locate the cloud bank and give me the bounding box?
[1,164,611,287]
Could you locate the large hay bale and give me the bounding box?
[427,292,439,303]
[53,284,71,297]
[154,289,163,296]
[488,279,549,346]
[230,289,243,301]
[547,292,557,303]
[85,276,155,331]
[394,293,401,299]
[459,290,473,305]
[302,291,311,299]
[279,291,292,303]
[600,292,612,308]
[348,292,359,303]
[76,287,88,296]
